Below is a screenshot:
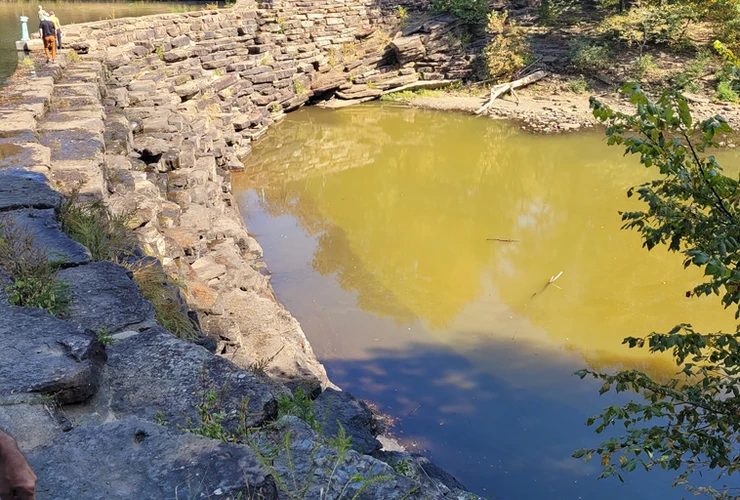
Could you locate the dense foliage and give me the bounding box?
[575,82,740,498]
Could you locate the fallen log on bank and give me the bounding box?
[475,70,549,115]
[381,79,461,95]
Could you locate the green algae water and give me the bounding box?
[0,1,193,85]
[233,105,740,498]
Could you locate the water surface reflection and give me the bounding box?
[234,105,738,497]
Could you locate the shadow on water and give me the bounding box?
[326,340,687,500]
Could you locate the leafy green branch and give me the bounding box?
[576,83,740,499]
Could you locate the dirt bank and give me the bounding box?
[389,79,740,140]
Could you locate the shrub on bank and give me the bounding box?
[482,11,531,82]
[597,4,695,54]
[569,39,612,72]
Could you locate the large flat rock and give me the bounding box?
[28,418,278,500]
[0,208,91,266]
[0,305,106,404]
[58,261,156,334]
[89,327,279,431]
[0,175,61,212]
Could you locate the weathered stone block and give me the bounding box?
[163,49,188,63]
[96,327,279,429]
[127,80,157,93]
[0,304,105,404]
[310,70,346,93]
[391,35,426,65]
[58,261,156,334]
[0,175,60,212]
[0,209,91,266]
[28,418,278,500]
[170,34,192,48]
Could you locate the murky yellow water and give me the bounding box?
[233,105,739,498]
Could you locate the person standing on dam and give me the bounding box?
[38,13,56,64]
[48,11,62,50]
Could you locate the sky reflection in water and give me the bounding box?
[234,105,739,498]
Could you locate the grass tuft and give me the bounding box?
[59,195,132,262]
[122,259,199,341]
[65,51,81,64]
[277,387,318,430]
[0,217,70,317]
[96,327,115,346]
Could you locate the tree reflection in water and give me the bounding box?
[234,105,734,377]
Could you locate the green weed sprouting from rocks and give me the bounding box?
[154,411,168,426]
[390,458,415,479]
[96,327,115,346]
[17,58,34,68]
[294,80,308,95]
[65,50,81,64]
[155,45,165,61]
[58,192,198,341]
[59,194,132,261]
[179,374,394,500]
[122,259,199,341]
[246,345,284,376]
[277,387,317,430]
[397,6,409,28]
[0,217,70,318]
[189,389,232,441]
[181,368,242,442]
[248,421,392,500]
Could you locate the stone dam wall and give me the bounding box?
[46,0,472,384]
[0,0,483,498]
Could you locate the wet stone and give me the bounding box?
[0,142,51,171]
[39,130,104,164]
[0,110,36,138]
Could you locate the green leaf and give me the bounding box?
[677,97,691,128]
